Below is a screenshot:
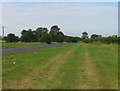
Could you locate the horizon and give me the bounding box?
[1,2,118,37]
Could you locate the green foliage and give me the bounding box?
[21,29,36,42]
[118,37,120,44]
[50,25,62,42]
[91,34,99,38]
[64,36,81,43]
[50,25,60,36]
[4,33,19,42]
[5,25,118,44]
[56,31,64,43]
[35,27,43,41]
[43,33,52,44]
[5,25,81,43]
[83,36,118,44]
[64,36,72,42]
[82,31,88,39]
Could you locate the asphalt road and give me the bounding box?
[1,43,63,55]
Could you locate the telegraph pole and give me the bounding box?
[2,26,5,42]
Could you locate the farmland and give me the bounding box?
[2,43,118,89]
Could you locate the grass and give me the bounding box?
[2,43,118,89]
[88,43,118,88]
[76,43,118,89]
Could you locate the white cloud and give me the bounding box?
[2,2,118,37]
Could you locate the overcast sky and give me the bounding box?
[1,0,119,2]
[1,2,118,37]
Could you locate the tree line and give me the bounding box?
[81,31,119,44]
[3,25,81,44]
[3,25,119,44]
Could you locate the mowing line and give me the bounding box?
[89,44,118,89]
[77,44,105,89]
[3,44,78,89]
[47,43,84,89]
[77,44,118,89]
[31,51,73,89]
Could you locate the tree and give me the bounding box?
[98,35,102,38]
[35,27,48,42]
[64,36,69,42]
[72,37,78,43]
[49,25,60,42]
[64,36,79,43]
[56,31,64,43]
[40,28,49,42]
[5,33,19,42]
[21,30,27,35]
[44,33,52,44]
[50,25,60,36]
[112,35,117,38]
[118,37,120,44]
[21,29,36,42]
[82,31,88,39]
[91,34,99,38]
[35,27,43,41]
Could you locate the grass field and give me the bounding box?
[2,43,118,89]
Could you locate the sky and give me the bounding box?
[0,1,118,37]
[1,0,120,2]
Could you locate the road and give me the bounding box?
[1,43,63,55]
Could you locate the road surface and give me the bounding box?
[1,44,63,55]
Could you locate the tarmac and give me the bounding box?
[1,43,63,55]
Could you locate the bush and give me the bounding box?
[5,33,19,42]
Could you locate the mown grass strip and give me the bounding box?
[2,43,118,89]
[77,44,105,89]
[46,43,85,89]
[87,44,118,88]
[2,43,77,89]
